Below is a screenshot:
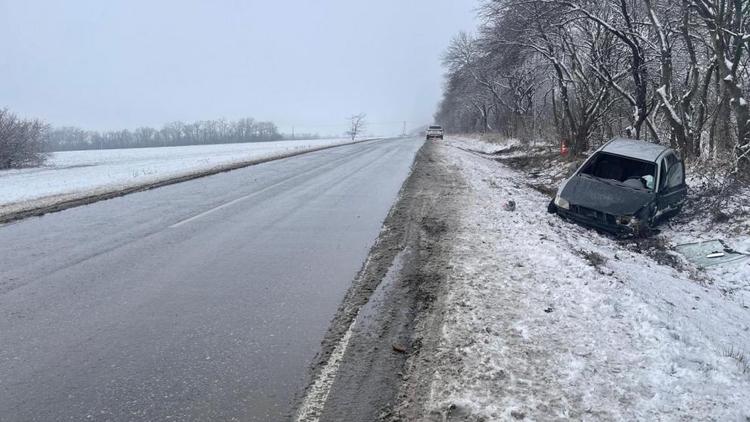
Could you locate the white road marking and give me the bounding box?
[169,161,332,228]
[170,140,386,229]
[293,252,381,421]
[169,194,255,228]
[294,311,359,422]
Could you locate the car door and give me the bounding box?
[657,153,687,212]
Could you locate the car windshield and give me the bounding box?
[580,152,656,190]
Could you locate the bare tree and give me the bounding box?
[437,0,750,176]
[513,2,615,154]
[690,0,750,171]
[642,0,713,158]
[441,35,499,133]
[346,113,367,140]
[0,108,48,169]
[552,0,660,141]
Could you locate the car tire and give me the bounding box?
[648,204,659,226]
[662,205,683,221]
[547,200,557,214]
[635,204,658,237]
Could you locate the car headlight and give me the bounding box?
[554,195,570,210]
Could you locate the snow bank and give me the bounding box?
[424,137,750,420]
[0,139,350,211]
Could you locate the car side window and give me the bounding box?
[666,153,678,168]
[659,158,668,190]
[668,161,684,188]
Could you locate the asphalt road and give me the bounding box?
[0,137,424,421]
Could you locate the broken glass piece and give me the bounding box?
[675,240,749,267]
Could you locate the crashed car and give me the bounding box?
[548,137,687,236]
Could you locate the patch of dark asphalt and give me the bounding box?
[291,140,466,421]
[0,138,386,225]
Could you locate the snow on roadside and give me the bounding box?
[0,138,349,211]
[446,135,750,316]
[424,138,750,421]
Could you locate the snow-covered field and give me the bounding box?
[423,137,750,420]
[0,138,350,213]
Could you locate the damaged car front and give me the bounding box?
[549,138,685,236]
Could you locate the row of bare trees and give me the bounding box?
[0,108,48,169]
[437,0,750,173]
[46,118,282,151]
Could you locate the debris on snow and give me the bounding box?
[675,239,749,267]
[392,344,408,354]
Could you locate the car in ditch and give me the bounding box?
[426,125,444,140]
[548,137,687,236]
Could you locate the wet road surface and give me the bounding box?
[0,137,423,421]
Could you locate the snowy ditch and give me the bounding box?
[418,137,750,420]
[449,135,750,301]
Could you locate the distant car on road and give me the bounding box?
[426,125,444,140]
[548,137,687,236]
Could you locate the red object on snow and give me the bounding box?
[560,139,569,157]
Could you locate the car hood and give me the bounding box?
[560,175,655,215]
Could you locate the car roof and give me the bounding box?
[429,125,442,128]
[599,137,670,162]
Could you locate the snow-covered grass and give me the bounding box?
[423,137,750,420]
[0,138,350,212]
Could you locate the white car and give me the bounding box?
[425,125,444,140]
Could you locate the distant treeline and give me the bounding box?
[46,117,284,151]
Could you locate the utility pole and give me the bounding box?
[401,121,407,137]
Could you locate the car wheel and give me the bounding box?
[547,200,557,214]
[642,205,660,236]
[648,204,660,226]
[662,205,683,220]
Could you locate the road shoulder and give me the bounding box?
[293,140,466,421]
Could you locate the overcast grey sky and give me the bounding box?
[0,1,477,136]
